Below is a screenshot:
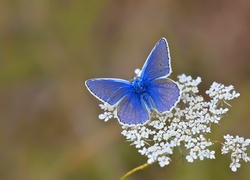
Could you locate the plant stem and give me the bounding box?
[120,163,150,180]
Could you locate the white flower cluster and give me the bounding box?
[97,74,246,171]
[222,134,250,172]
[98,103,116,122]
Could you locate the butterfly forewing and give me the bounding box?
[85,78,133,105]
[140,38,171,82]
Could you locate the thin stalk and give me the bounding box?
[120,163,150,180]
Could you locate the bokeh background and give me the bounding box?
[1,0,250,179]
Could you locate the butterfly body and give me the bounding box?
[132,77,147,94]
[85,38,181,126]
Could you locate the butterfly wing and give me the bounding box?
[140,38,171,82]
[86,38,179,125]
[117,93,149,125]
[147,78,180,113]
[85,78,133,105]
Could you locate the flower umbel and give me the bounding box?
[222,134,250,172]
[97,74,248,173]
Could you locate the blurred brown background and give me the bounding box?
[0,0,250,180]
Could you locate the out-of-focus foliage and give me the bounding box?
[0,0,249,179]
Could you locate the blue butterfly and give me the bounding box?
[85,37,181,126]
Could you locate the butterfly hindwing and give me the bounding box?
[85,78,133,105]
[117,93,149,125]
[140,38,171,82]
[147,78,180,113]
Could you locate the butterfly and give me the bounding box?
[85,37,181,126]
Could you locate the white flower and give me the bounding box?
[230,159,241,172]
[98,111,113,122]
[186,150,198,162]
[222,134,250,172]
[206,82,240,102]
[158,156,171,167]
[134,138,145,148]
[134,68,142,77]
[99,102,115,111]
[96,73,246,171]
[138,147,148,155]
[198,150,206,160]
[207,150,216,159]
[98,102,117,122]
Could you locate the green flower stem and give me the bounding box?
[120,163,150,180]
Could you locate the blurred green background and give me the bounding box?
[1,0,250,179]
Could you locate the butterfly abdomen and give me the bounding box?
[140,93,154,113]
[132,77,155,113]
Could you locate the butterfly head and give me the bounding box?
[132,77,147,94]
